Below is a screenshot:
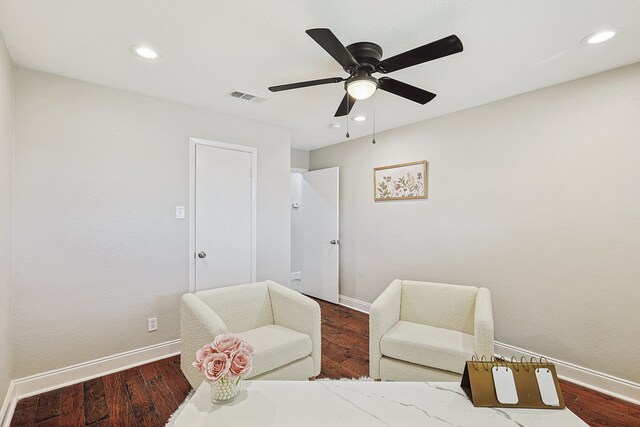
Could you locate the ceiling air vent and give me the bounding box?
[227,89,266,104]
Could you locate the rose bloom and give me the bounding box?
[192,344,215,371]
[201,352,230,382]
[228,347,253,377]
[212,333,244,356]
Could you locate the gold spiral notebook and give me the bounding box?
[460,356,565,409]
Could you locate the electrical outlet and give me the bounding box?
[148,317,158,332]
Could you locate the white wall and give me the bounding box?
[12,68,291,378]
[0,33,13,406]
[310,63,640,384]
[290,173,303,274]
[290,148,309,170]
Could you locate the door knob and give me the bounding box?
[198,251,207,259]
[330,240,341,245]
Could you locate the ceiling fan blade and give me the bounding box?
[376,34,463,74]
[306,28,360,69]
[268,77,344,92]
[334,93,357,117]
[378,77,436,104]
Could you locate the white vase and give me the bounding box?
[210,377,241,403]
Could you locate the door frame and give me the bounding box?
[289,168,307,282]
[188,137,257,293]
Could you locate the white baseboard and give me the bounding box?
[2,339,180,426]
[0,382,16,427]
[15,339,179,398]
[495,341,640,405]
[337,294,640,405]
[339,294,371,314]
[290,271,301,280]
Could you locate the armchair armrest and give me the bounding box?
[369,279,402,379]
[473,287,495,358]
[180,293,228,388]
[267,281,322,376]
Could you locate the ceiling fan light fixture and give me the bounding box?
[347,75,378,100]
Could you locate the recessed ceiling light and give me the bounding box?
[329,123,341,129]
[352,115,367,122]
[130,44,161,60]
[581,28,620,45]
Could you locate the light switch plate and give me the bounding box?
[176,206,186,220]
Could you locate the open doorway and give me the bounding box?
[290,170,304,291]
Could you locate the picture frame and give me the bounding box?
[374,160,428,201]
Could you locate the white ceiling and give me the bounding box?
[1,1,639,150]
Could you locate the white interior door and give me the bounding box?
[302,167,339,303]
[192,141,256,292]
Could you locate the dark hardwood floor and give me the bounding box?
[10,299,640,426]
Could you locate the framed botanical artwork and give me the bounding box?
[374,160,428,201]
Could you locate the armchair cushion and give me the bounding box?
[380,320,474,374]
[238,325,313,378]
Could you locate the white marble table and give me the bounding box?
[174,380,588,426]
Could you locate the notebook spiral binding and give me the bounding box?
[469,354,553,372]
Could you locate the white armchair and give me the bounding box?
[370,280,494,381]
[181,280,321,388]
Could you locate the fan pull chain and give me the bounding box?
[372,93,376,144]
[346,95,350,138]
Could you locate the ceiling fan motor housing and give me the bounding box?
[345,42,383,73]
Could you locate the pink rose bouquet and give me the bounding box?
[193,333,254,383]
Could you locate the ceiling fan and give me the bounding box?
[268,28,464,117]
